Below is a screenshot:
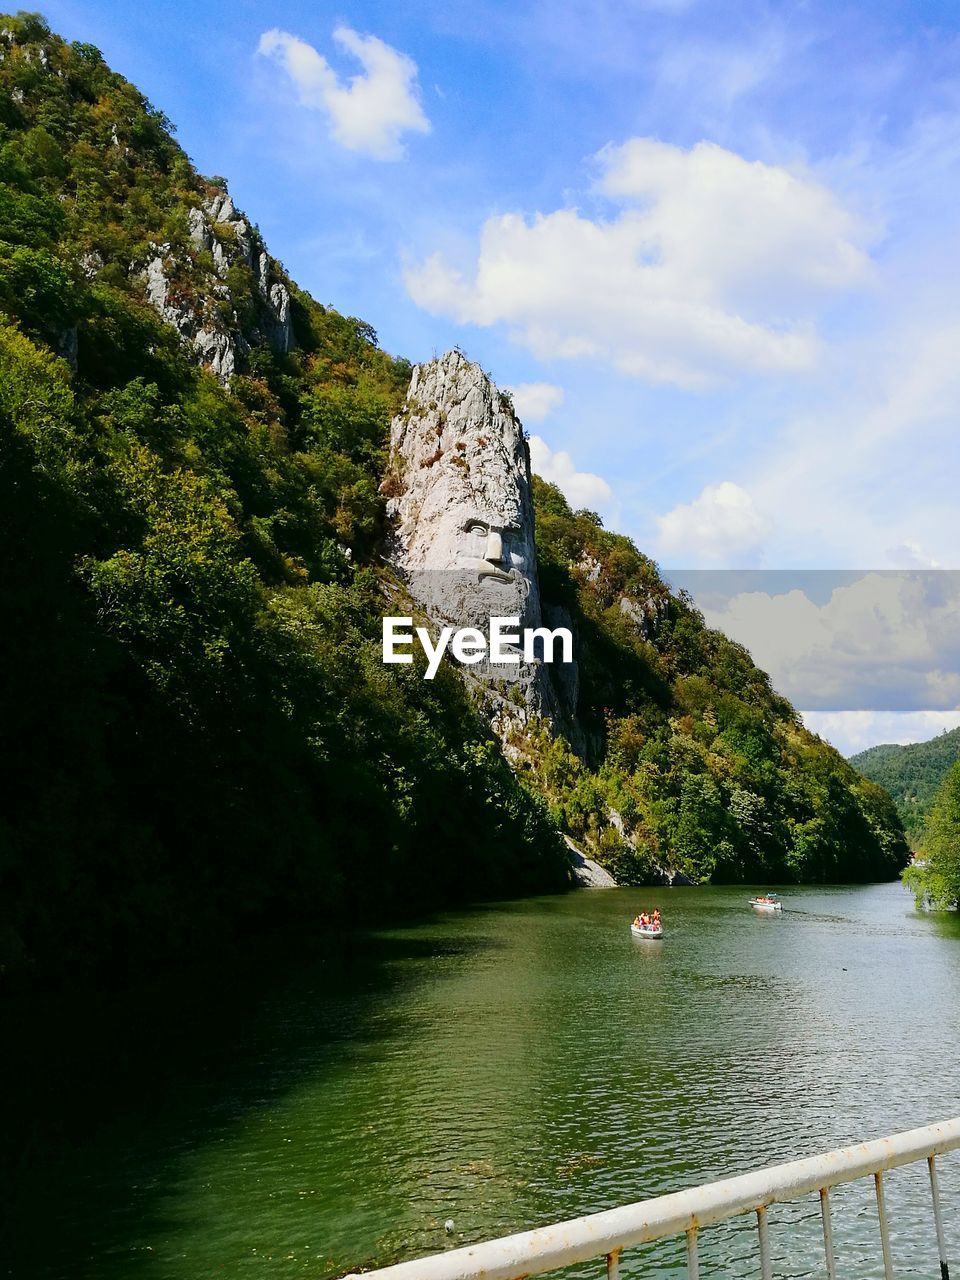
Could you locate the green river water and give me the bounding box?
[9,882,960,1279]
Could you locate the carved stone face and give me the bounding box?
[385,351,567,721]
[387,351,542,632]
[462,518,523,583]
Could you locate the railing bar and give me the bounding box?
[686,1226,699,1280]
[757,1205,773,1280]
[605,1248,621,1280]
[819,1186,837,1280]
[345,1119,960,1280]
[875,1170,894,1280]
[929,1155,950,1280]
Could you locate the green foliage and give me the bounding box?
[0,21,570,985]
[528,479,909,886]
[904,761,960,909]
[299,379,393,465]
[0,301,571,984]
[851,727,960,844]
[0,175,65,243]
[0,243,81,338]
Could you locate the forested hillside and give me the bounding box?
[0,12,907,986]
[904,760,960,908]
[0,11,571,986]
[521,481,906,886]
[850,728,960,845]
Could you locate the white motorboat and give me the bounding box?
[749,896,782,913]
[631,923,664,939]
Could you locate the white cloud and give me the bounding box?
[257,26,430,160]
[697,572,960,711]
[597,140,870,309]
[887,542,943,569]
[405,138,872,387]
[505,382,565,423]
[654,25,789,109]
[744,318,960,569]
[528,435,613,510]
[656,481,770,561]
[802,710,960,757]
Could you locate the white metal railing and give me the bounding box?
[346,1118,960,1280]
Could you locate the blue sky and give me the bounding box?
[35,0,960,751]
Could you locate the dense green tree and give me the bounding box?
[528,478,908,886]
[851,727,960,844]
[904,762,960,908]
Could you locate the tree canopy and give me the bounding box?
[904,762,960,909]
[851,728,960,845]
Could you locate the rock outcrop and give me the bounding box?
[137,186,294,383]
[140,244,241,381]
[618,592,668,642]
[195,192,295,356]
[565,837,618,887]
[385,351,572,724]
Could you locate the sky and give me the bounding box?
[36,0,960,754]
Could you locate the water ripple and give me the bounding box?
[18,883,960,1280]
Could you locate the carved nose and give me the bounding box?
[485,529,503,563]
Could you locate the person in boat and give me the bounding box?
[652,909,661,927]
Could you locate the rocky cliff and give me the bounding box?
[1,12,580,990]
[139,188,294,383]
[384,350,567,725]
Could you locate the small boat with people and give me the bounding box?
[631,909,663,939]
[749,893,782,913]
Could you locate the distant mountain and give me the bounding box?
[850,728,960,844]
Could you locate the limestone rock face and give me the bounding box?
[618,592,668,642]
[565,836,618,887]
[386,351,567,721]
[188,206,229,277]
[54,324,77,370]
[197,195,294,353]
[79,250,103,281]
[387,351,536,610]
[140,247,242,382]
[266,280,294,354]
[137,184,294,383]
[543,601,580,728]
[205,191,237,224]
[203,195,294,353]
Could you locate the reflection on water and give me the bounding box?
[9,883,960,1279]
